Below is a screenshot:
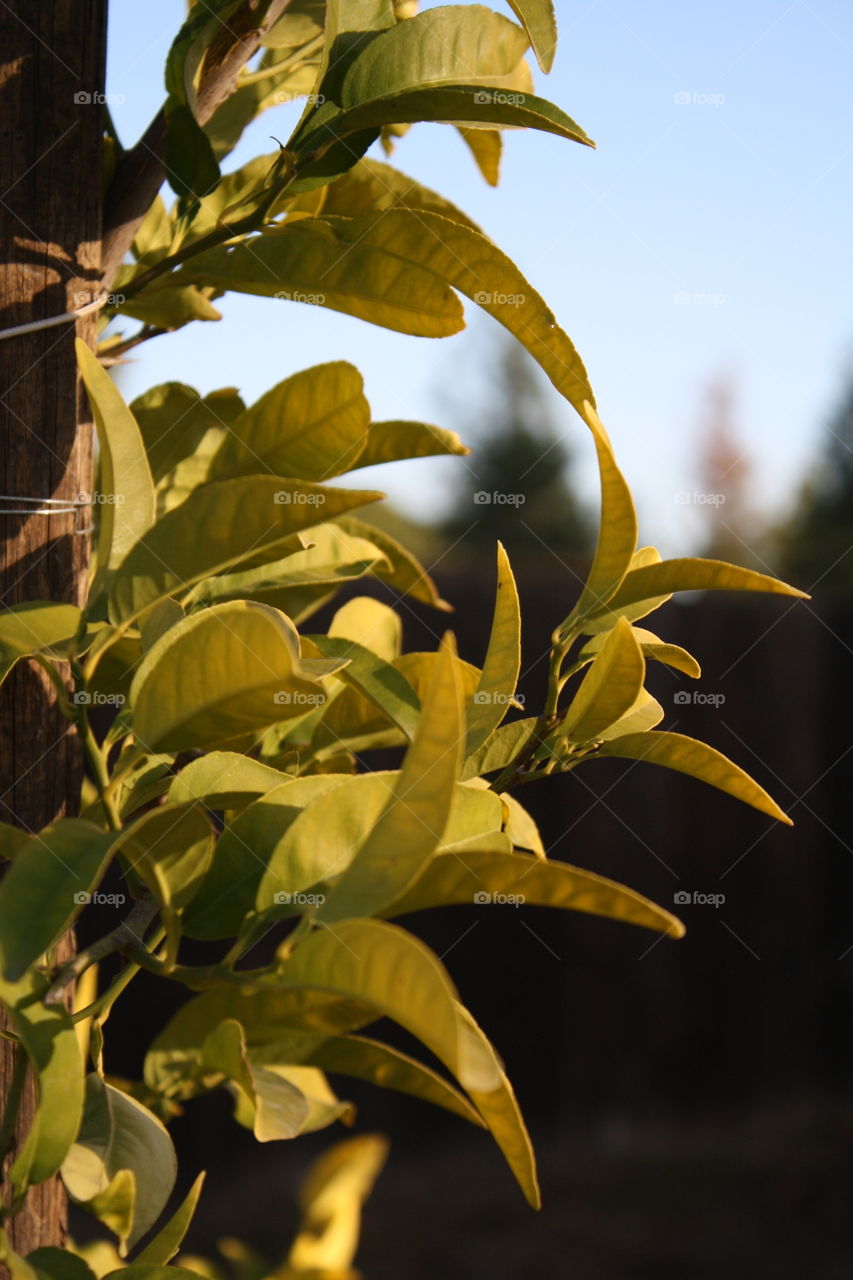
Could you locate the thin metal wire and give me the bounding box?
[0,292,109,342]
[0,494,92,534]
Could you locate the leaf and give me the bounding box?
[563,617,645,744]
[507,0,557,71]
[208,362,370,483]
[457,126,502,185]
[76,342,155,577]
[168,753,287,809]
[596,689,664,740]
[565,403,637,628]
[453,1003,540,1208]
[62,1076,177,1252]
[595,731,793,824]
[108,476,382,623]
[320,158,481,229]
[335,516,452,610]
[579,627,701,680]
[201,1020,309,1140]
[133,1173,206,1267]
[112,805,214,961]
[0,821,29,862]
[130,601,337,752]
[104,1269,205,1280]
[461,716,538,781]
[0,819,115,981]
[24,1249,97,1280]
[130,383,245,486]
[0,602,81,686]
[584,557,808,630]
[286,1135,388,1276]
[116,284,221,331]
[318,634,465,922]
[500,791,545,857]
[278,919,500,1092]
[329,596,401,660]
[349,419,470,470]
[466,543,521,757]
[384,846,684,938]
[308,634,420,741]
[0,971,84,1190]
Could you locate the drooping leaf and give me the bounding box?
[349,419,470,470]
[563,617,645,744]
[0,603,82,687]
[466,543,521,757]
[579,626,701,680]
[335,516,452,610]
[507,0,557,71]
[594,731,793,824]
[109,477,382,623]
[457,126,502,185]
[133,1173,206,1267]
[0,819,115,981]
[320,157,481,229]
[201,1019,309,1140]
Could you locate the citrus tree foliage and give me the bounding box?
[0,2,805,1276]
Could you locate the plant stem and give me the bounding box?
[46,895,160,1005]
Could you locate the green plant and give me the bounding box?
[0,2,805,1276]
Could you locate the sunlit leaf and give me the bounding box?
[563,616,645,743]
[133,1173,206,1267]
[466,543,521,757]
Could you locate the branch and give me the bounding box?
[45,894,160,1005]
[100,0,291,289]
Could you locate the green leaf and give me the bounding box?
[62,1076,177,1252]
[168,753,287,808]
[133,1173,206,1267]
[579,627,701,680]
[0,819,115,981]
[0,603,81,686]
[0,971,84,1190]
[349,419,470,470]
[595,731,793,824]
[130,384,244,487]
[0,820,29,862]
[201,1019,309,1140]
[104,1268,205,1280]
[25,1249,97,1280]
[383,847,684,938]
[278,919,501,1092]
[130,601,338,752]
[335,516,452,610]
[457,126,502,185]
[565,403,637,627]
[329,595,401,660]
[76,341,156,576]
[108,476,382,623]
[466,543,521,757]
[461,716,538,781]
[208,362,370,483]
[308,634,421,740]
[563,617,645,744]
[507,0,557,71]
[320,158,481,229]
[583,557,808,633]
[116,284,221,331]
[318,634,465,922]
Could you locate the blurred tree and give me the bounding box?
[778,372,853,600]
[693,374,763,565]
[440,337,591,559]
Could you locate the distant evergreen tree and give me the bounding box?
[778,375,853,600]
[440,338,591,559]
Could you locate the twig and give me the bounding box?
[45,894,160,1005]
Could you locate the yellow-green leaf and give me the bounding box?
[507,0,557,71]
[563,616,645,744]
[466,543,521,757]
[349,419,470,470]
[133,1172,206,1267]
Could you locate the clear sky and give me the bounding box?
[106,0,853,548]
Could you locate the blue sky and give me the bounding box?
[106,0,853,549]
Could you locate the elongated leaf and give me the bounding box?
[596,689,664,740]
[500,791,545,856]
[466,543,521,757]
[0,820,115,981]
[201,1020,309,1140]
[208,362,369,483]
[76,342,156,575]
[287,1135,388,1276]
[507,0,557,71]
[579,627,701,680]
[130,384,245,486]
[308,634,420,740]
[0,603,81,686]
[133,1173,206,1267]
[596,731,792,823]
[461,716,538,781]
[278,919,500,1092]
[563,617,645,744]
[318,635,464,921]
[168,753,287,808]
[335,516,452,609]
[383,847,684,937]
[130,601,337,752]
[0,972,84,1190]
[457,126,502,185]
[320,158,481,229]
[62,1077,177,1252]
[349,419,469,470]
[109,477,382,623]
